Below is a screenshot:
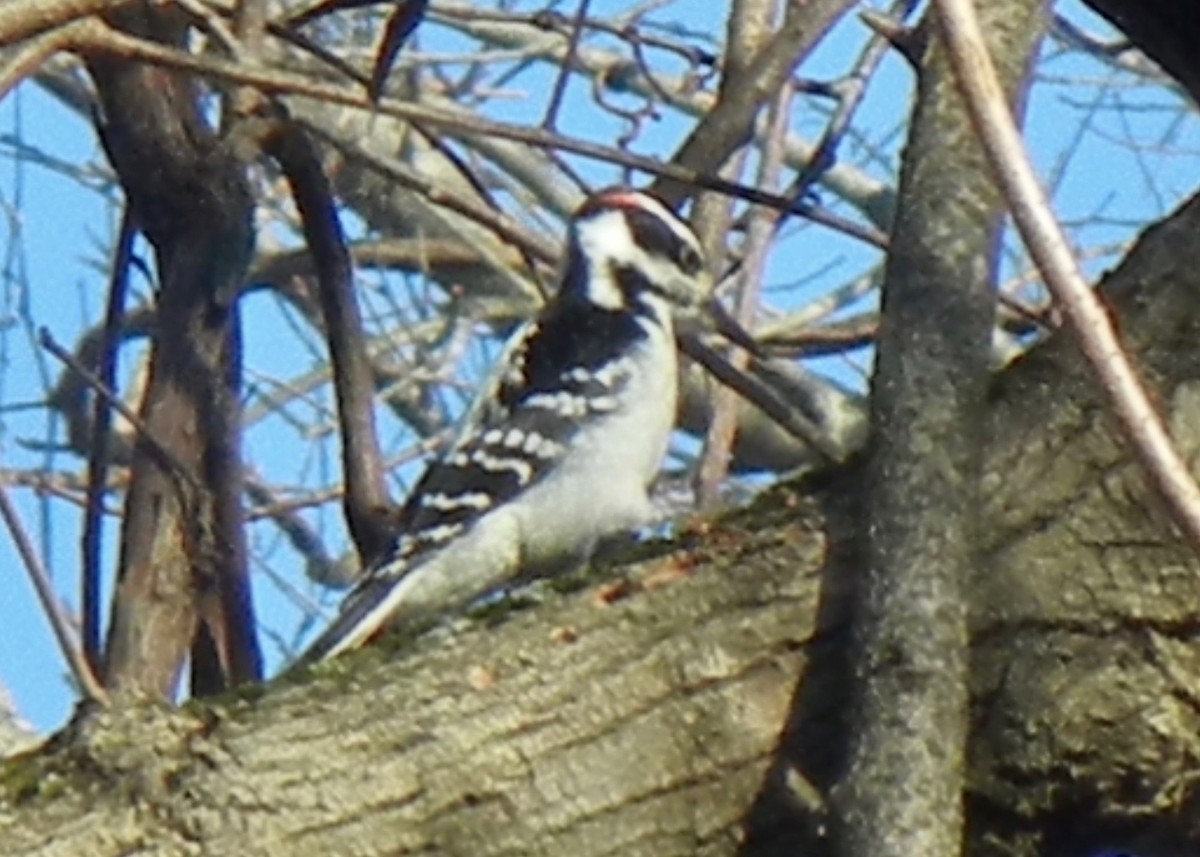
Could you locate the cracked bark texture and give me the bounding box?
[4,188,1200,857]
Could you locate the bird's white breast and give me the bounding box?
[510,308,677,568]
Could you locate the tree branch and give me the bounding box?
[86,3,261,699]
[264,116,395,563]
[0,0,132,44]
[834,2,1048,854]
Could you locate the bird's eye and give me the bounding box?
[678,244,703,276]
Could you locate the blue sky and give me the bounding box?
[1,0,1198,744]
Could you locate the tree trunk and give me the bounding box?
[4,189,1200,857]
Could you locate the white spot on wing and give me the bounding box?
[421,491,493,512]
[526,391,587,417]
[594,358,631,387]
[397,523,464,559]
[522,432,545,455]
[535,437,564,458]
[470,450,535,484]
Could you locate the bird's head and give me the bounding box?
[563,187,758,353]
[564,187,713,315]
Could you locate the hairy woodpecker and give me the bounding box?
[301,188,735,662]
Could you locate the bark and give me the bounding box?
[4,187,1200,856]
[835,2,1046,854]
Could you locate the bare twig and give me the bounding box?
[788,0,917,201]
[433,2,894,228]
[66,17,887,247]
[541,0,590,130]
[0,467,124,514]
[81,206,135,671]
[178,0,245,60]
[690,0,774,508]
[40,328,197,492]
[696,78,791,507]
[935,0,1200,555]
[300,118,559,266]
[759,315,878,357]
[0,482,109,706]
[652,0,856,206]
[679,333,842,464]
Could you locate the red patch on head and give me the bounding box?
[575,187,655,218]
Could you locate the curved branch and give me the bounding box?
[936,0,1200,554]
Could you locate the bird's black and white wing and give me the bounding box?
[300,302,648,662]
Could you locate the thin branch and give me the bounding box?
[300,118,559,266]
[0,482,109,706]
[0,467,124,514]
[935,0,1200,555]
[696,79,791,508]
[81,205,135,671]
[758,315,878,357]
[679,332,843,464]
[689,0,770,507]
[432,1,894,228]
[652,0,856,206]
[40,328,198,492]
[540,0,590,130]
[369,0,428,100]
[66,17,887,247]
[179,0,245,60]
[788,0,917,201]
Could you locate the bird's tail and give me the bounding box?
[294,569,422,666]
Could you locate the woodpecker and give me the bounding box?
[301,188,736,662]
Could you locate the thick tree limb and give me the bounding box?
[0,0,132,44]
[834,2,1046,855]
[938,0,1200,555]
[5,188,1200,857]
